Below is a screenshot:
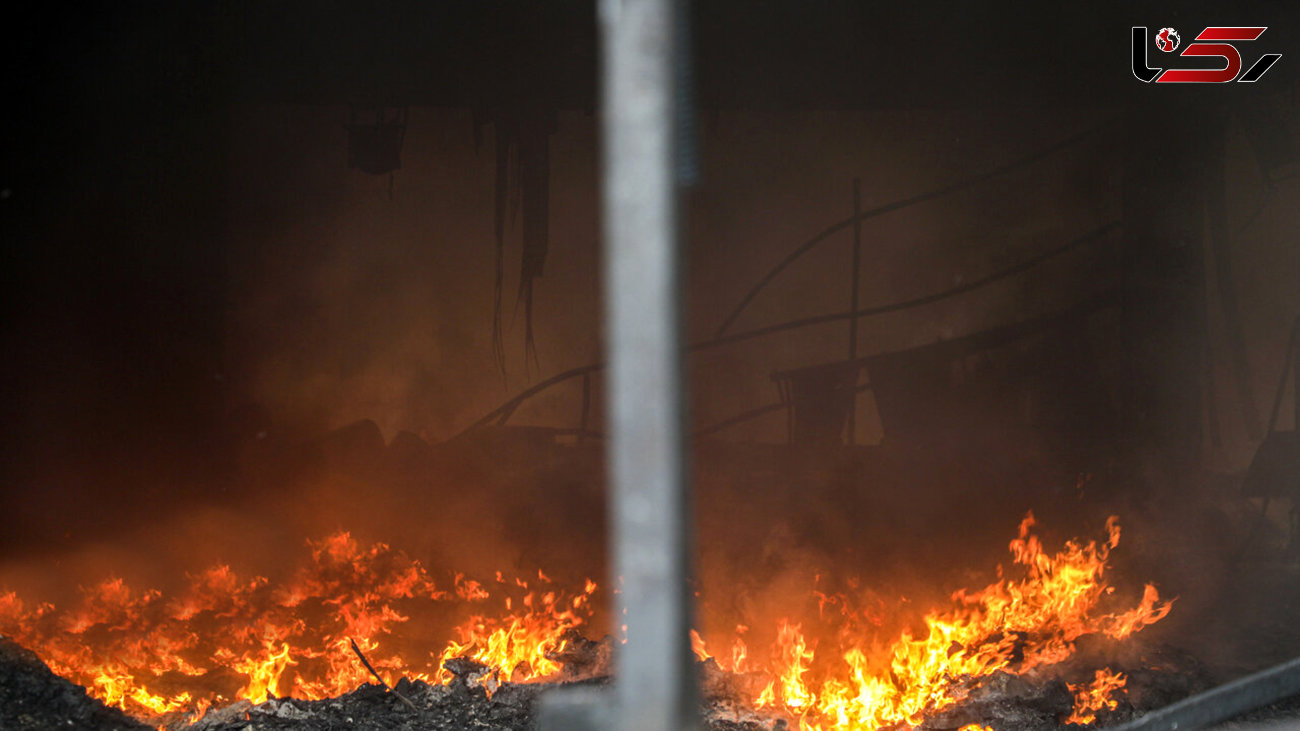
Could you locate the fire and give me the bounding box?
[0,513,1168,730]
[692,625,751,672]
[92,668,196,716]
[1068,668,1127,724]
[691,629,711,662]
[756,620,818,712]
[0,532,599,722]
[434,571,599,687]
[697,513,1171,730]
[731,628,750,673]
[234,640,295,704]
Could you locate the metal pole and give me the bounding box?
[847,178,862,445]
[539,2,694,725]
[602,0,697,730]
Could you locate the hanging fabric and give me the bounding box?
[490,111,516,381]
[480,106,556,382]
[516,113,554,375]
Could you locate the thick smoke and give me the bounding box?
[3,97,1299,686]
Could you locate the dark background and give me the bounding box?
[1,1,1298,584]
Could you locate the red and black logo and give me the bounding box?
[1155,27,1181,53]
[1132,26,1281,83]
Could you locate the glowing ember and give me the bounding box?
[0,513,1170,730]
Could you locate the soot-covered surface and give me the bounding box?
[0,635,150,731]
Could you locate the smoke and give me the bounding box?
[221,105,1136,447]
[4,94,1300,692]
[222,105,602,443]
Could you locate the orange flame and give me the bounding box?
[697,513,1171,730]
[0,514,1167,730]
[730,625,750,673]
[1068,668,1127,724]
[0,532,598,721]
[434,574,599,687]
[691,629,711,662]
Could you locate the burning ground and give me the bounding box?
[0,513,1191,730]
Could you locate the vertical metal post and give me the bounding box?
[538,2,696,717]
[846,178,862,445]
[538,3,695,727]
[602,0,697,730]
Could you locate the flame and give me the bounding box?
[697,513,1171,730]
[731,625,750,673]
[1068,668,1127,724]
[759,620,816,712]
[691,629,711,662]
[0,514,1167,730]
[434,573,599,687]
[235,641,295,705]
[0,532,598,721]
[92,667,195,716]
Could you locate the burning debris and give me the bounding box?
[0,632,1215,731]
[0,514,1179,730]
[689,514,1172,730]
[0,532,601,720]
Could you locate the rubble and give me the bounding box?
[179,679,550,731]
[0,635,150,731]
[922,671,1074,731]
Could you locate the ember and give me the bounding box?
[0,513,1169,730]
